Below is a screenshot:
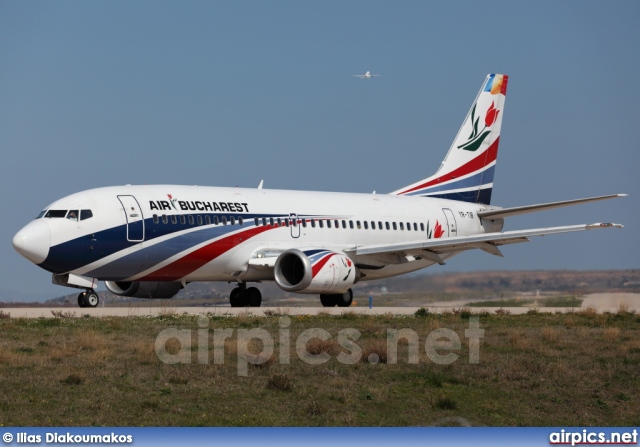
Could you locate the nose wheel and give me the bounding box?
[78,290,99,308]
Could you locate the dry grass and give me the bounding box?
[0,311,638,426]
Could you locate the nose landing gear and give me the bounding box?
[78,290,99,308]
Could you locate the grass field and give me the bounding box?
[0,309,638,427]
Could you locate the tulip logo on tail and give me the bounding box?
[427,220,445,239]
[457,101,500,152]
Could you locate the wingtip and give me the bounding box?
[587,223,624,230]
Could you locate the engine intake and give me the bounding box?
[274,249,358,294]
[105,281,183,299]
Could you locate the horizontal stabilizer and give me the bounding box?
[477,194,627,219]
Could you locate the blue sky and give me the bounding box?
[1,1,638,300]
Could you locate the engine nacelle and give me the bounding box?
[274,249,358,294]
[105,281,183,299]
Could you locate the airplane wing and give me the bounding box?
[353,75,365,78]
[353,223,623,265]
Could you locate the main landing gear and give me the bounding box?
[78,289,99,308]
[229,283,262,307]
[320,289,353,307]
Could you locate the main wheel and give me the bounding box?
[78,292,87,308]
[84,292,100,307]
[81,291,99,308]
[320,294,337,307]
[336,289,353,307]
[245,287,262,307]
[229,287,243,307]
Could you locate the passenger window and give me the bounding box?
[222,216,228,225]
[80,210,93,220]
[230,216,236,225]
[371,221,376,230]
[319,220,324,228]
[254,218,259,226]
[162,215,168,224]
[363,221,368,230]
[327,220,332,229]
[214,216,219,225]
[311,220,316,228]
[171,215,177,224]
[205,215,211,225]
[238,217,243,226]
[420,223,425,232]
[413,223,418,231]
[349,221,354,229]
[335,220,339,228]
[392,222,397,230]
[356,221,361,229]
[153,214,159,224]
[406,222,411,231]
[197,215,203,225]
[188,215,194,225]
[269,217,274,226]
[180,215,186,225]
[302,219,307,228]
[400,222,404,230]
[342,220,347,229]
[378,221,382,230]
[386,222,390,230]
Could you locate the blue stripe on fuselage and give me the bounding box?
[424,187,493,205]
[39,213,290,275]
[85,222,246,279]
[403,165,495,196]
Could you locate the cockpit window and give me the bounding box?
[80,209,93,220]
[66,210,79,221]
[44,210,68,218]
[35,210,46,219]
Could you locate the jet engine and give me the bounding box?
[105,281,183,299]
[274,249,359,294]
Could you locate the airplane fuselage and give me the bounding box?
[24,185,500,284]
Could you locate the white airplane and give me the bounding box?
[13,74,625,308]
[353,70,380,79]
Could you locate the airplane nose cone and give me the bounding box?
[13,220,51,264]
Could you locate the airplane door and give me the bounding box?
[118,195,145,242]
[442,208,458,237]
[289,213,300,238]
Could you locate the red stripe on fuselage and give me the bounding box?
[398,137,499,195]
[139,225,273,281]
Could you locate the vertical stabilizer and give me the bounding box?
[392,74,508,205]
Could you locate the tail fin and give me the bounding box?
[392,73,508,205]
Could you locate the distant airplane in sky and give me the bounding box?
[353,70,380,79]
[13,74,625,308]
